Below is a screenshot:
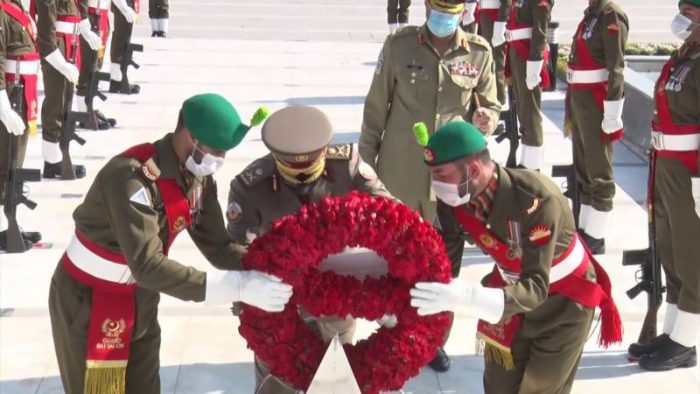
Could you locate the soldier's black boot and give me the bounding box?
[43,162,86,180]
[628,333,671,360]
[428,347,451,372]
[639,341,697,371]
[109,80,140,95]
[579,231,605,254]
[94,110,117,128]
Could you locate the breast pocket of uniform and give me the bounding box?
[449,75,477,105]
[399,66,431,99]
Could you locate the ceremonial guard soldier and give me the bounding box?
[478,0,510,107]
[109,0,139,94]
[564,0,628,254]
[149,0,167,37]
[48,94,292,394]
[410,120,622,393]
[226,105,394,394]
[387,0,411,34]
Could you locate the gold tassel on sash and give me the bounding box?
[84,360,127,394]
[475,335,515,371]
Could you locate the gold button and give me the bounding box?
[438,86,443,92]
[435,114,440,120]
[411,79,415,84]
[486,224,491,229]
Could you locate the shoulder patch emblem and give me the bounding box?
[227,201,243,223]
[526,198,540,215]
[142,164,157,181]
[607,22,619,35]
[129,187,151,207]
[358,161,377,180]
[528,224,552,246]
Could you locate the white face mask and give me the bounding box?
[185,144,225,177]
[671,13,697,41]
[432,180,471,207]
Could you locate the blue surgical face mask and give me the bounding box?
[427,9,460,38]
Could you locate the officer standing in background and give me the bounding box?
[226,105,394,394]
[150,0,168,37]
[49,94,292,394]
[506,0,553,171]
[478,0,510,109]
[360,0,500,224]
[109,0,140,94]
[628,0,700,372]
[564,0,628,254]
[387,0,411,34]
[0,0,41,251]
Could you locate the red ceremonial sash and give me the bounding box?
[504,2,550,89]
[452,206,622,369]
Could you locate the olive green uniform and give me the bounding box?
[149,0,167,19]
[477,0,510,105]
[227,144,393,394]
[508,0,551,148]
[76,3,105,102]
[387,0,410,24]
[566,0,628,213]
[110,0,134,78]
[0,0,37,201]
[360,25,500,221]
[36,0,87,144]
[437,166,594,393]
[653,45,700,316]
[49,133,245,394]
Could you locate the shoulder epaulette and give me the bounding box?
[238,155,276,187]
[466,33,490,50]
[326,144,353,160]
[139,158,161,182]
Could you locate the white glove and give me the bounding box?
[377,314,398,328]
[692,177,700,219]
[0,90,25,135]
[492,21,507,47]
[526,60,544,90]
[78,19,101,51]
[205,270,293,312]
[410,280,504,324]
[601,99,625,134]
[462,2,477,25]
[112,0,136,24]
[44,49,79,83]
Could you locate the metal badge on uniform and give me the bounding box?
[449,61,479,78]
[227,201,243,223]
[583,18,598,40]
[479,234,497,250]
[505,220,523,260]
[358,161,377,180]
[129,187,151,207]
[141,164,157,181]
[528,224,552,246]
[666,65,692,92]
[188,185,203,216]
[173,216,187,233]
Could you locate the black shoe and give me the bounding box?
[580,231,605,255]
[151,31,158,37]
[42,162,86,180]
[21,230,41,244]
[159,32,167,38]
[95,110,117,127]
[628,334,672,360]
[639,341,697,371]
[0,230,34,252]
[428,347,451,372]
[109,80,141,95]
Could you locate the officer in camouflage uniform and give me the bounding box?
[0,0,41,251]
[628,0,700,372]
[360,0,500,224]
[149,0,168,37]
[226,105,394,394]
[564,0,628,254]
[48,94,292,394]
[109,0,140,94]
[410,120,622,393]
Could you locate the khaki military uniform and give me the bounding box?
[227,144,393,394]
[49,133,245,394]
[149,0,167,19]
[437,166,595,393]
[0,0,37,201]
[36,0,87,144]
[360,24,500,221]
[566,0,628,214]
[478,0,510,105]
[507,0,552,148]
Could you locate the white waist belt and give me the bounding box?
[56,21,78,35]
[498,234,586,285]
[566,68,608,84]
[88,0,111,10]
[651,131,700,151]
[66,235,134,284]
[506,27,532,42]
[479,0,501,9]
[3,59,40,75]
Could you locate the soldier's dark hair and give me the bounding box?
[175,110,185,133]
[464,148,491,164]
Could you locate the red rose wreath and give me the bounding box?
[238,191,452,394]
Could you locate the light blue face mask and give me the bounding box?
[427,9,460,38]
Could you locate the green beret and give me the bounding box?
[415,120,487,166]
[680,0,700,7]
[182,94,268,150]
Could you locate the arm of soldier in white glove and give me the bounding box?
[601,98,625,134]
[112,0,137,23]
[692,177,700,219]
[492,21,507,47]
[43,49,80,83]
[525,60,544,90]
[462,2,477,26]
[77,19,102,51]
[205,270,293,312]
[0,90,26,135]
[410,280,504,324]
[376,314,398,328]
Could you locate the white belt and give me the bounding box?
[651,131,700,152]
[88,0,111,10]
[56,21,78,35]
[3,59,40,76]
[479,0,501,9]
[506,27,532,42]
[565,68,609,84]
[497,234,585,285]
[66,235,134,284]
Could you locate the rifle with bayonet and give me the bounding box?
[117,41,143,94]
[79,0,110,130]
[623,150,664,348]
[3,61,40,253]
[495,82,519,168]
[60,25,87,180]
